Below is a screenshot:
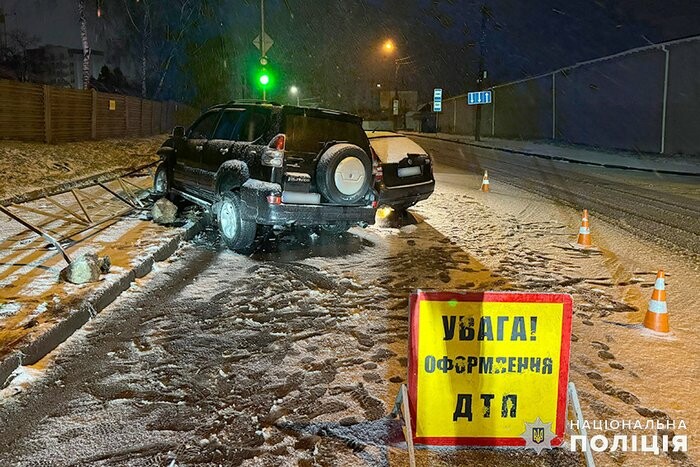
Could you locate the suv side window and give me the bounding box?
[236,110,269,142]
[187,111,220,139]
[212,109,245,140]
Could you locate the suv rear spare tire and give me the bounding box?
[217,191,256,251]
[316,143,371,204]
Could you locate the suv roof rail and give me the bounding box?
[224,99,282,106]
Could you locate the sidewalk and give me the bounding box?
[402,132,700,176]
[0,175,202,387]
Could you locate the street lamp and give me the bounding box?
[383,39,395,53]
[289,85,300,106]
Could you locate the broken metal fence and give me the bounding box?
[0,162,157,264]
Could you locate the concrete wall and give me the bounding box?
[666,40,700,155]
[556,49,664,153]
[436,95,491,137]
[434,37,700,155]
[495,75,552,140]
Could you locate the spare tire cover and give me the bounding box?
[315,143,372,204]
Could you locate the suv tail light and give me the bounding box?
[370,147,383,182]
[262,134,286,167]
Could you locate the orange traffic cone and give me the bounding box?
[643,270,669,333]
[481,170,490,192]
[576,209,591,247]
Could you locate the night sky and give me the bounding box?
[3,0,700,108]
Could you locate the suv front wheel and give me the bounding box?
[216,191,256,251]
[153,163,171,197]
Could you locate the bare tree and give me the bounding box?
[123,0,152,97]
[77,0,91,89]
[8,29,39,82]
[153,0,197,99]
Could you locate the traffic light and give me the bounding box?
[252,61,275,100]
[256,67,272,88]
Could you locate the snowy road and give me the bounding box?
[0,140,698,466]
[411,136,700,257]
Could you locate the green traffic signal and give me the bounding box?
[259,73,270,86]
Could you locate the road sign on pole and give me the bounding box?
[468,90,492,105]
[433,88,443,113]
[253,32,274,56]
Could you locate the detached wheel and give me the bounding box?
[153,163,171,197]
[216,192,256,251]
[316,144,372,204]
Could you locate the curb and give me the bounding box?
[0,218,204,387]
[405,133,700,177]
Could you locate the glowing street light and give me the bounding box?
[289,85,300,105]
[383,39,395,53]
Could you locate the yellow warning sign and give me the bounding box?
[408,291,572,447]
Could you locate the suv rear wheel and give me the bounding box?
[316,144,371,204]
[216,191,256,251]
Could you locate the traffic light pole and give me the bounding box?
[260,0,266,101]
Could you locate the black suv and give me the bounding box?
[153,102,378,251]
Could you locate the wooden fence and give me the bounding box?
[0,79,198,144]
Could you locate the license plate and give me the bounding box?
[397,166,422,177]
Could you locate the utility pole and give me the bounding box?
[392,56,412,130]
[393,60,399,130]
[474,4,489,141]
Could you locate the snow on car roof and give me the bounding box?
[365,131,403,139]
[365,131,427,163]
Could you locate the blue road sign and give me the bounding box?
[433,88,443,112]
[467,90,492,105]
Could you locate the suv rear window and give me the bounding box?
[367,134,427,164]
[284,114,369,154]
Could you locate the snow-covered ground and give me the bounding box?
[0,140,698,466]
[0,136,164,203]
[0,175,193,370]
